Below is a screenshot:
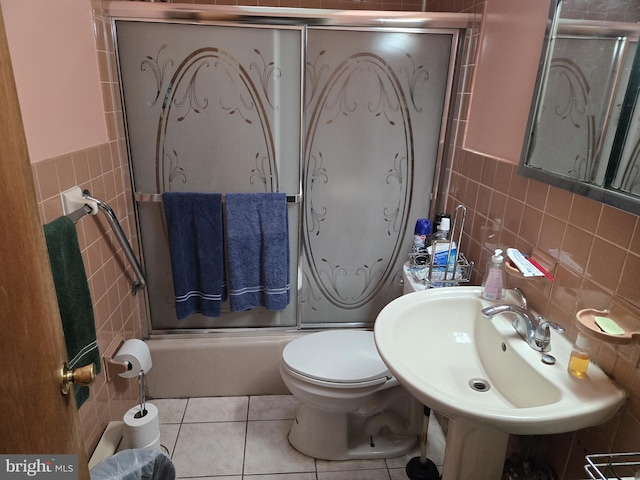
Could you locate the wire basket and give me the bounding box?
[407,251,473,288]
[408,205,473,288]
[585,452,640,479]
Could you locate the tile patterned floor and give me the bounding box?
[152,395,446,479]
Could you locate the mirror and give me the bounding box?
[520,0,640,215]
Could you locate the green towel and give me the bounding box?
[44,216,101,408]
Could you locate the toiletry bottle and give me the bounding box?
[432,217,450,241]
[434,213,450,234]
[481,249,505,301]
[412,218,431,253]
[568,333,591,378]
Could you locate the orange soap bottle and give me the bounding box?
[568,333,591,378]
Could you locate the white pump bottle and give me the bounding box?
[481,249,505,301]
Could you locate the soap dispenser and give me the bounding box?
[481,249,505,301]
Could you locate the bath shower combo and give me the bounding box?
[108,0,474,460]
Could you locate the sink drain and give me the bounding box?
[469,378,490,392]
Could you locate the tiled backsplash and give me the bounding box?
[446,150,640,478]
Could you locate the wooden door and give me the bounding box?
[0,5,89,479]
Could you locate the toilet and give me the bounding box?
[279,264,423,460]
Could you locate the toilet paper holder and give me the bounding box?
[104,337,132,382]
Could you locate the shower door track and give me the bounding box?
[148,322,378,338]
[106,2,477,30]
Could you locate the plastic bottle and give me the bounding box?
[568,333,591,378]
[481,249,505,301]
[412,218,431,254]
[434,213,450,234]
[432,217,450,241]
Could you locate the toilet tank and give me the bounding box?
[402,262,428,295]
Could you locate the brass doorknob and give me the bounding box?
[60,362,96,395]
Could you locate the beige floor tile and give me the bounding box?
[172,422,246,477]
[152,398,188,424]
[389,467,409,479]
[242,474,316,479]
[248,395,301,421]
[244,420,316,475]
[160,423,180,457]
[183,396,249,423]
[153,395,447,479]
[317,468,391,479]
[316,458,387,472]
[177,477,241,480]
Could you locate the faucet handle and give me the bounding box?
[534,322,551,351]
[534,317,565,352]
[536,316,565,334]
[533,315,564,352]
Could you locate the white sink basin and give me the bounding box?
[374,286,626,479]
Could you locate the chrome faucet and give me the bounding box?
[481,295,565,352]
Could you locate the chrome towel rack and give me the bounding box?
[66,188,146,296]
[134,192,302,204]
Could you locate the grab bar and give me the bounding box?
[82,190,147,296]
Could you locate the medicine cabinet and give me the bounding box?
[519,0,640,216]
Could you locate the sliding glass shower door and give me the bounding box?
[115,18,459,332]
[116,21,302,329]
[301,28,455,327]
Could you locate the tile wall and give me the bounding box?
[445,151,640,478]
[32,141,141,452]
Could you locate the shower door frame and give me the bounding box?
[107,2,475,337]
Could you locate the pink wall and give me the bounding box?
[1,0,107,163]
[464,0,553,162]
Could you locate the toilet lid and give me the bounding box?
[282,330,391,384]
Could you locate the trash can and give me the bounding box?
[90,449,176,480]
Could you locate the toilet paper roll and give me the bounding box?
[142,435,161,451]
[114,339,152,378]
[123,403,161,451]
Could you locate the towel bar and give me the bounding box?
[135,192,302,203]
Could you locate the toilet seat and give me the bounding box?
[282,330,392,388]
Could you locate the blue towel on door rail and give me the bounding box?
[225,192,290,311]
[162,192,226,319]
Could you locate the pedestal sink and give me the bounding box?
[374,287,626,480]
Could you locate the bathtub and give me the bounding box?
[145,333,304,398]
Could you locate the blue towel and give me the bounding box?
[225,193,290,311]
[162,192,226,319]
